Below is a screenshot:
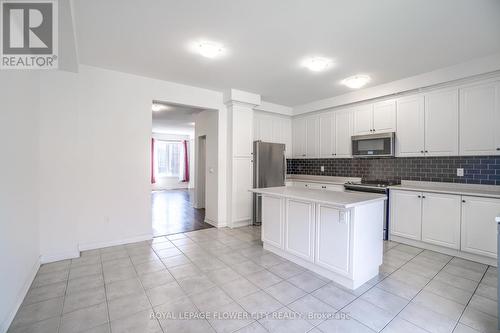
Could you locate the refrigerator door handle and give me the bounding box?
[254,142,260,188]
[282,152,286,184]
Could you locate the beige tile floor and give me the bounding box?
[8,226,498,333]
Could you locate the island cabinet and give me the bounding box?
[258,192,385,290]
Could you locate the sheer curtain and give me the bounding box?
[178,140,190,182]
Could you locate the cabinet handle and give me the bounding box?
[497,148,500,151]
[322,186,326,189]
[417,195,421,198]
[462,200,466,203]
[425,150,429,153]
[422,196,426,199]
[420,150,424,154]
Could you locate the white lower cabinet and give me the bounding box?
[461,196,500,258]
[421,192,461,249]
[315,204,350,275]
[390,190,422,240]
[261,195,284,249]
[390,189,499,261]
[285,199,315,262]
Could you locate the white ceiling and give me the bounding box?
[152,102,202,136]
[73,0,500,106]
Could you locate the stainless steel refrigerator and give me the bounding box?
[252,141,286,225]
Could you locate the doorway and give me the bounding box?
[151,101,213,236]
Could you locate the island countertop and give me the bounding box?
[250,186,386,209]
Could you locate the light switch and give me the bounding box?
[457,168,464,177]
[320,166,325,172]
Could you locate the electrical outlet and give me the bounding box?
[320,166,325,172]
[457,168,464,177]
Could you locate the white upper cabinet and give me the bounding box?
[281,118,293,158]
[424,88,459,156]
[353,104,373,135]
[334,109,353,158]
[373,99,397,133]
[396,95,425,157]
[319,112,335,158]
[292,117,307,157]
[254,113,293,157]
[305,115,320,158]
[460,81,500,156]
[353,100,396,135]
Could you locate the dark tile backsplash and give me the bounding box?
[287,156,500,185]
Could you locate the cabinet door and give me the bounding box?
[461,196,500,258]
[261,195,284,249]
[353,104,373,135]
[396,96,425,157]
[460,82,500,156]
[305,115,320,157]
[292,118,307,157]
[253,115,261,141]
[259,115,274,142]
[421,192,461,249]
[390,190,422,240]
[281,118,293,158]
[373,99,396,133]
[315,204,350,275]
[424,89,459,156]
[319,112,335,157]
[271,117,283,144]
[285,199,315,262]
[335,109,353,158]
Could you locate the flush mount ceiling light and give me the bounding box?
[152,104,168,112]
[341,75,371,89]
[195,40,225,58]
[302,57,332,72]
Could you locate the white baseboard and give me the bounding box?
[40,250,80,264]
[78,233,153,251]
[390,235,497,266]
[0,257,40,333]
[205,219,226,228]
[229,219,251,229]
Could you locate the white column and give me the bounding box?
[224,89,261,228]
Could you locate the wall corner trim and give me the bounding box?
[0,257,40,333]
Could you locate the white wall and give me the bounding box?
[0,72,41,332]
[151,133,192,191]
[194,110,219,225]
[38,65,227,254]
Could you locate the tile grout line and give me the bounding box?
[376,252,457,333]
[451,266,490,332]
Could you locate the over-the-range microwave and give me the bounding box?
[351,132,395,158]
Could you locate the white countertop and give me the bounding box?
[250,186,386,209]
[286,174,361,185]
[389,180,500,199]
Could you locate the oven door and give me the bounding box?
[352,132,395,157]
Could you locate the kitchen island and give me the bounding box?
[250,186,386,289]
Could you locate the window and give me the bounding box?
[155,140,181,177]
